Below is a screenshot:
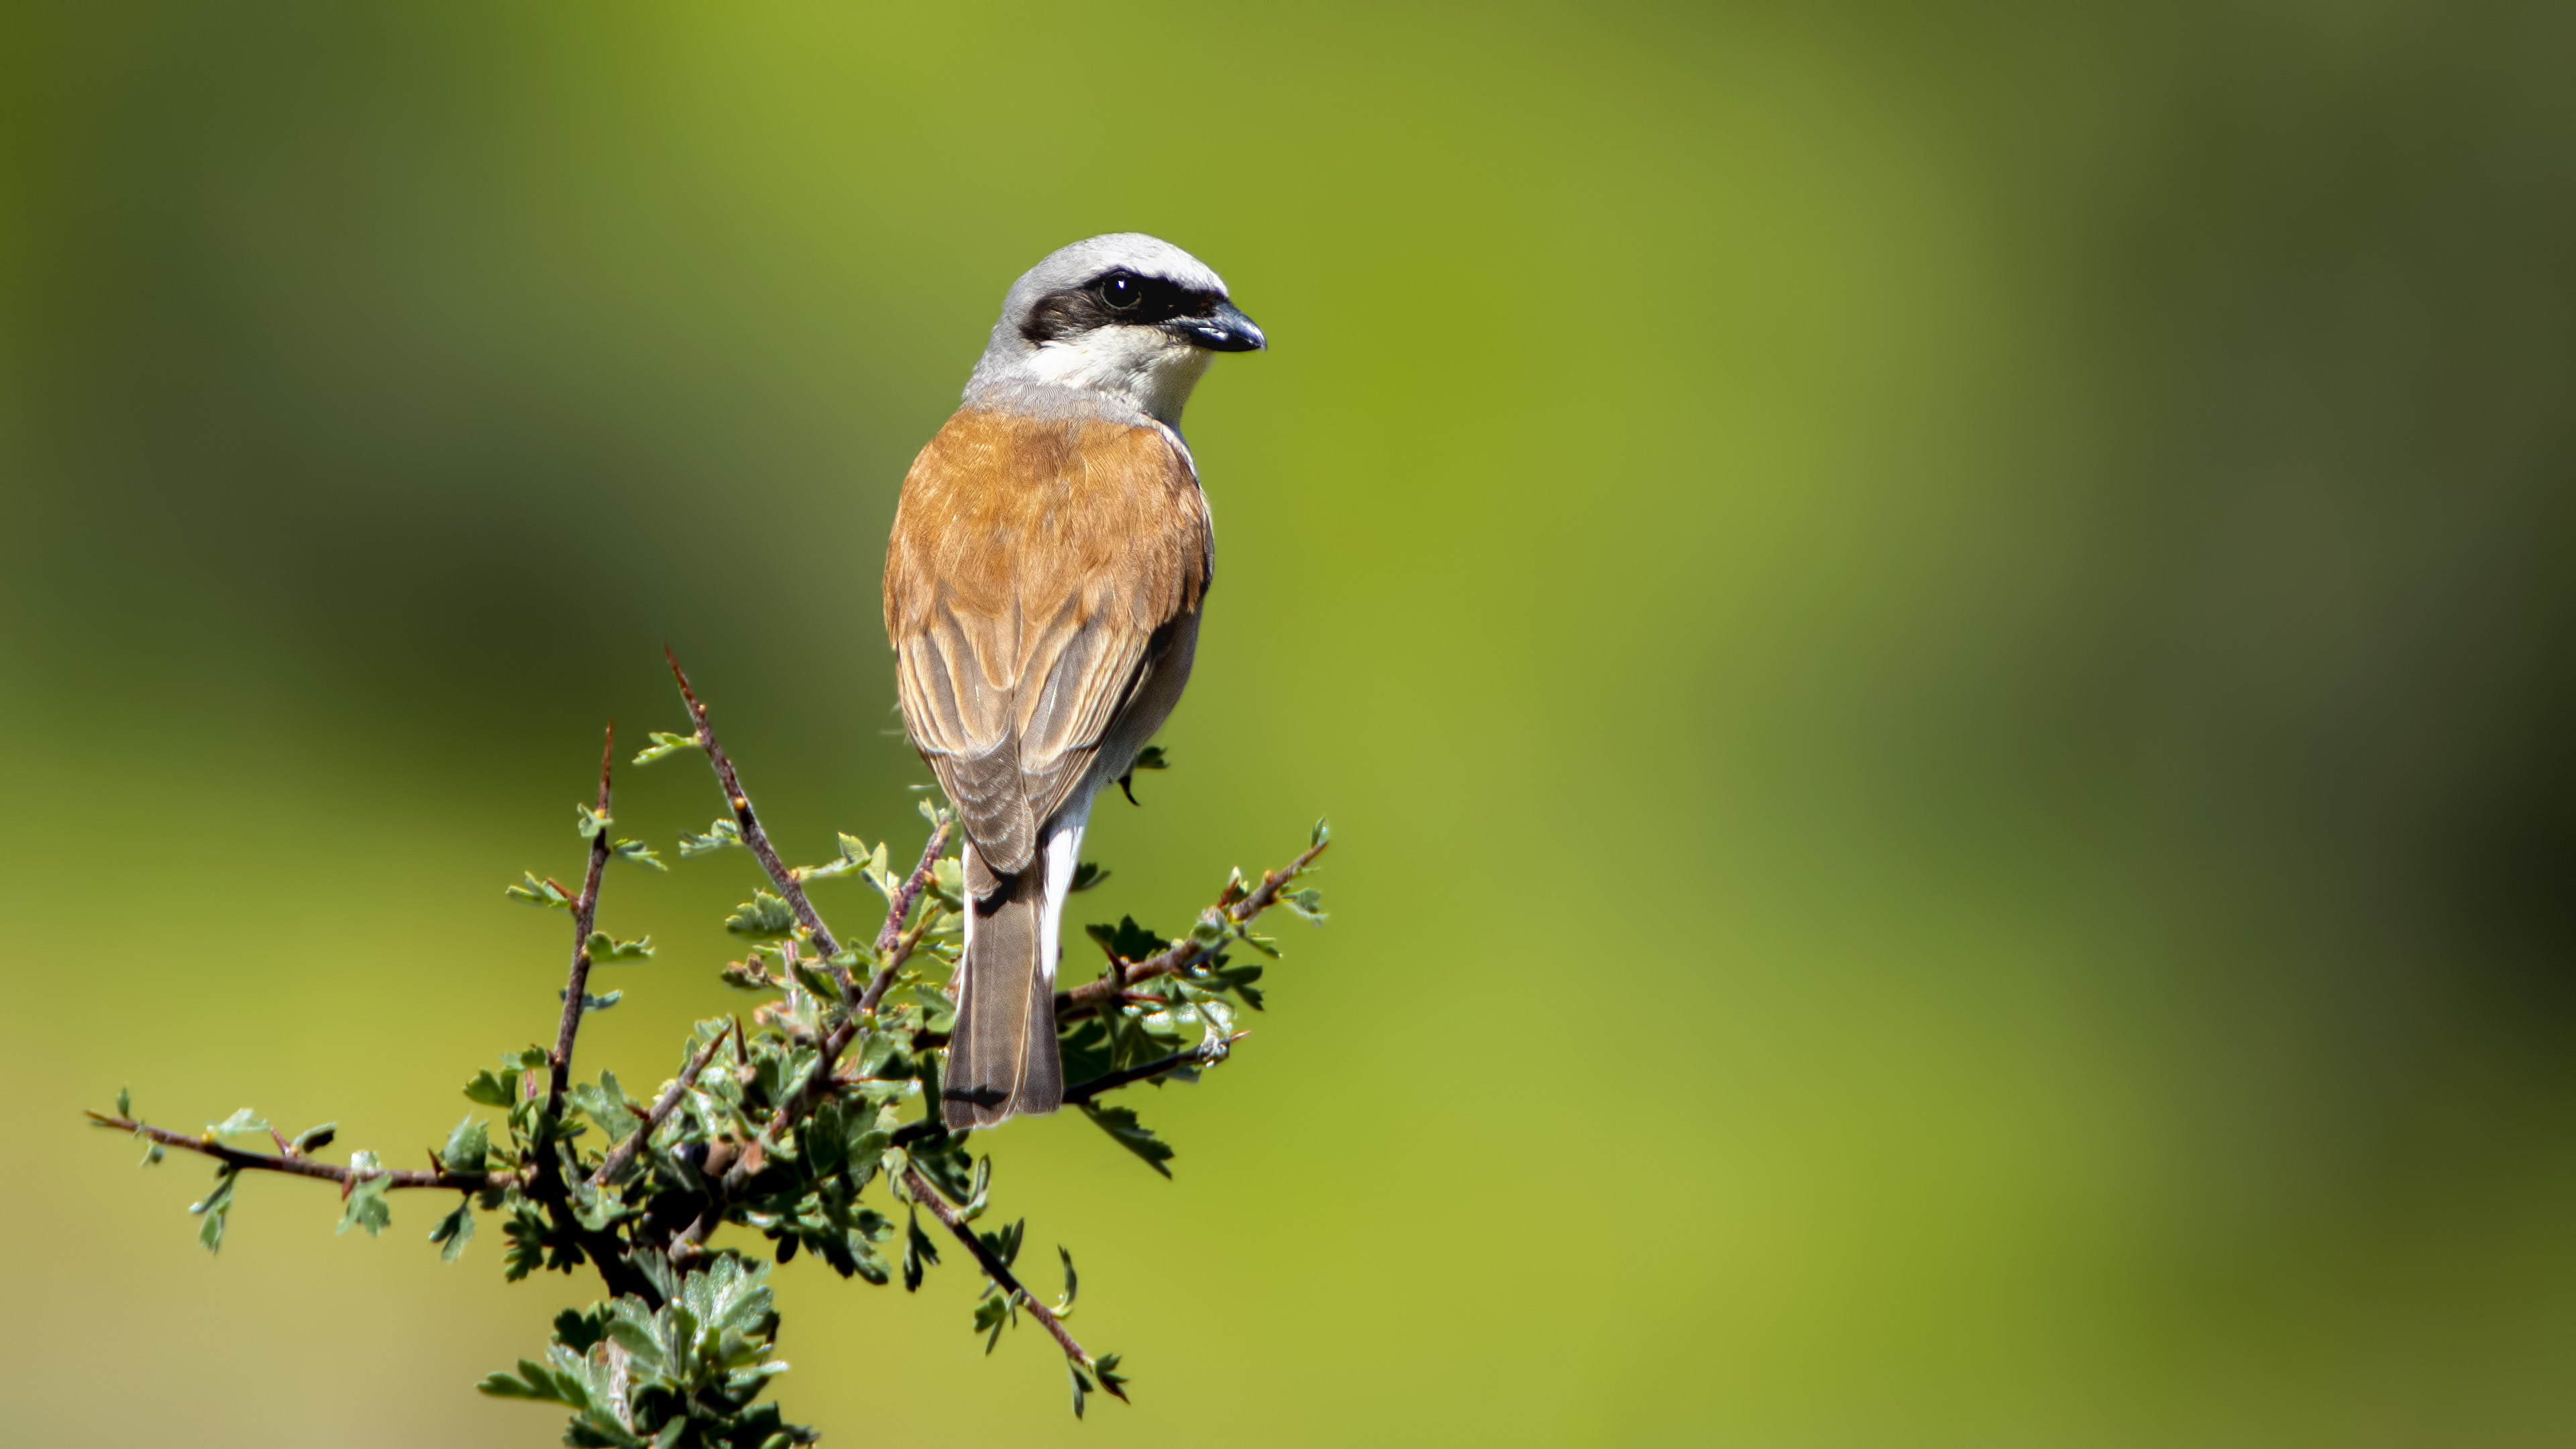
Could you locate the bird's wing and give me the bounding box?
[885,410,1209,875]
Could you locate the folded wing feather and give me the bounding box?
[885,411,1211,881]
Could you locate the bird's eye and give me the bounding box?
[1098,273,1142,311]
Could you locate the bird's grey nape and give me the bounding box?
[963,233,1254,429]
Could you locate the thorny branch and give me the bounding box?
[659,657,953,1256]
[904,1167,1124,1396]
[85,652,1330,1430]
[674,820,950,1256]
[546,726,617,1120]
[1057,835,1333,1020]
[664,649,853,996]
[859,816,950,1016]
[587,1026,734,1190]
[887,1036,1246,1148]
[520,726,663,1303]
[83,1113,515,1192]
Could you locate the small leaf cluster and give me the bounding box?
[481,1252,812,1448]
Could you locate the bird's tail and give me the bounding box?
[942,834,1068,1130]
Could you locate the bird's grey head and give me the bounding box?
[964,233,1266,429]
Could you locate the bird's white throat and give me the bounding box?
[1016,326,1216,427]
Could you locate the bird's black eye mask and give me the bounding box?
[1020,269,1224,344]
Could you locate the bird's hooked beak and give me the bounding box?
[1171,301,1267,353]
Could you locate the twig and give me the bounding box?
[545,727,617,1120]
[655,672,953,1256]
[758,830,950,1139]
[587,1028,732,1189]
[885,1036,1244,1148]
[1063,1036,1245,1103]
[513,727,663,1304]
[674,834,951,1256]
[904,1166,1122,1395]
[664,649,851,996]
[85,1114,513,1192]
[1057,837,1330,1020]
[858,819,951,1016]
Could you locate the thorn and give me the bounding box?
[664,646,702,712]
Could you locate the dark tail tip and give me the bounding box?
[941,1082,1012,1132]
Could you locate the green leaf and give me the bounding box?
[339,1153,392,1237]
[612,838,668,871]
[972,1293,1012,1354]
[841,1109,893,1193]
[506,871,575,909]
[570,1071,642,1140]
[559,987,623,1012]
[190,1165,239,1253]
[605,1309,663,1368]
[576,803,614,839]
[680,818,745,857]
[115,1085,130,1118]
[1113,745,1168,805]
[429,1198,476,1261]
[977,1218,1024,1272]
[1079,1104,1175,1179]
[476,1362,572,1403]
[441,1115,490,1173]
[788,953,844,1004]
[1210,962,1267,1011]
[859,840,896,900]
[902,1206,940,1292]
[725,892,796,938]
[1094,1352,1129,1404]
[1069,1358,1092,1419]
[553,1305,612,1354]
[845,1233,893,1286]
[462,1067,521,1109]
[1055,1018,1114,1083]
[205,1108,270,1138]
[1084,916,1168,965]
[570,1183,633,1233]
[1069,861,1110,893]
[904,980,958,1036]
[631,729,704,766]
[1281,886,1327,924]
[799,832,881,887]
[586,930,656,961]
[1059,1244,1079,1309]
[1311,816,1331,848]
[292,1121,338,1152]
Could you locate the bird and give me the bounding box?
[883,234,1266,1131]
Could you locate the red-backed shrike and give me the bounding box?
[883,234,1265,1130]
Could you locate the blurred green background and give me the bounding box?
[5,2,2573,1444]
